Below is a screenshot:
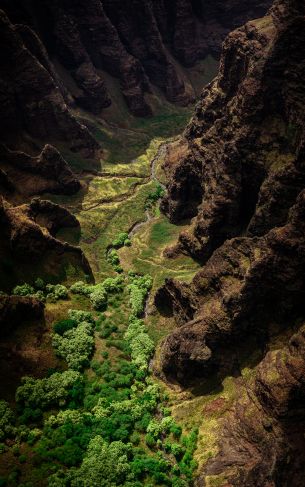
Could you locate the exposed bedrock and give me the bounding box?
[0,196,92,291]
[0,295,44,337]
[0,0,272,117]
[0,144,80,197]
[158,190,305,383]
[0,9,98,158]
[158,0,305,385]
[196,325,305,486]
[161,0,305,262]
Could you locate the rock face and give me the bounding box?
[0,0,272,118]
[0,144,81,197]
[159,190,305,383]
[159,0,305,380]
[197,325,305,486]
[156,1,305,482]
[161,0,305,261]
[0,9,98,157]
[157,3,305,483]
[158,0,305,385]
[0,295,44,337]
[0,197,92,291]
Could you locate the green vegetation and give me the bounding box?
[52,320,95,371]
[145,184,165,210]
[70,276,124,311]
[13,281,68,303]
[127,274,153,317]
[16,371,83,410]
[0,103,210,486]
[112,233,131,249]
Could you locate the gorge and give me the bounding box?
[0,1,304,486]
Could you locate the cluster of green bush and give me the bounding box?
[70,276,124,311]
[106,249,123,273]
[112,232,131,249]
[124,316,154,370]
[12,279,68,303]
[127,274,153,317]
[145,184,165,210]
[2,262,198,486]
[15,370,83,411]
[52,322,94,371]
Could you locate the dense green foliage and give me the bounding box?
[70,277,124,311]
[107,249,123,273]
[145,184,165,210]
[0,401,16,441]
[12,281,68,303]
[52,321,95,371]
[127,274,153,317]
[3,274,197,486]
[16,371,83,410]
[112,232,131,249]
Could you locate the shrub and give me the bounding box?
[34,278,45,291]
[145,433,156,449]
[68,309,94,324]
[145,184,165,210]
[70,281,92,297]
[102,276,124,293]
[90,285,107,311]
[12,283,35,297]
[53,319,78,336]
[52,322,95,371]
[107,249,120,265]
[16,371,83,409]
[127,274,152,317]
[65,436,132,486]
[46,284,68,300]
[19,455,27,464]
[0,401,16,440]
[124,317,154,370]
[112,232,131,249]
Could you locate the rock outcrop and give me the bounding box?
[0,144,81,197]
[159,189,305,383]
[0,8,98,158]
[197,325,305,486]
[0,0,272,118]
[157,5,305,484]
[0,294,44,337]
[0,197,92,291]
[161,0,305,261]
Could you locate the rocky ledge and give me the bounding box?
[0,196,92,291]
[197,325,305,486]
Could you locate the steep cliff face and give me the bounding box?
[159,190,305,382]
[0,0,272,119]
[0,9,98,158]
[197,325,305,486]
[162,0,305,261]
[0,197,91,290]
[0,144,80,198]
[157,3,305,483]
[158,0,305,382]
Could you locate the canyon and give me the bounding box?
[0,0,304,486]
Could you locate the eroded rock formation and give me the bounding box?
[161,0,305,261]
[0,0,272,119]
[159,189,305,382]
[197,325,305,486]
[157,4,305,483]
[0,197,91,291]
[0,294,44,337]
